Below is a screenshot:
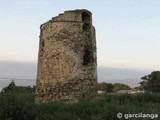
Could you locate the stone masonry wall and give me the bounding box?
[35,9,97,103]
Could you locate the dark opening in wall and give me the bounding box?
[83,49,91,66]
[83,23,89,31]
[41,41,44,47]
[40,41,44,52]
[82,12,90,22]
[82,12,90,31]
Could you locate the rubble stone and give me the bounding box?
[35,9,97,103]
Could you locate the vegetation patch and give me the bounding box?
[0,90,160,120]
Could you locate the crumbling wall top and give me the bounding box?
[41,9,92,28]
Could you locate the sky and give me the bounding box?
[0,0,160,70]
[0,0,160,87]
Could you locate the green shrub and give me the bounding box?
[0,93,35,120]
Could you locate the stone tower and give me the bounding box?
[35,9,97,103]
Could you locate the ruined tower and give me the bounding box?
[35,9,97,103]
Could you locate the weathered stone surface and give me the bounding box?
[35,9,97,103]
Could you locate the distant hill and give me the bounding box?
[0,60,36,88]
[98,66,152,87]
[0,60,152,88]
